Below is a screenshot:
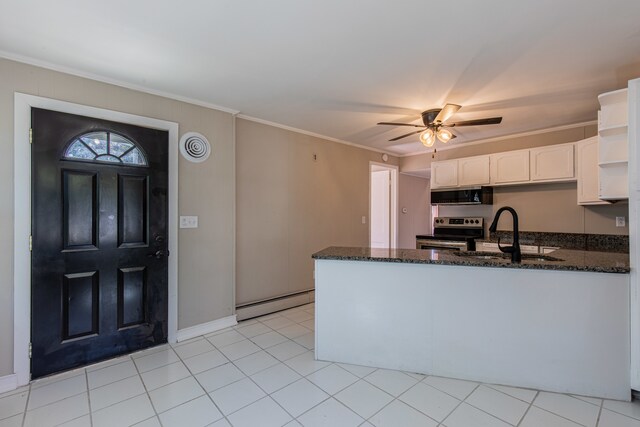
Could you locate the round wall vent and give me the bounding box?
[179,132,211,163]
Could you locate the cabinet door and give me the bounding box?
[458,155,490,186]
[577,137,607,205]
[530,143,575,182]
[431,160,458,189]
[490,150,530,184]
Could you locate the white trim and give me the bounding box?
[231,113,238,314]
[629,78,639,389]
[0,50,240,115]
[0,374,18,394]
[13,93,179,388]
[369,162,399,249]
[399,120,599,157]
[237,114,398,156]
[175,315,238,342]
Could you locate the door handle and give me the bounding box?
[148,250,166,259]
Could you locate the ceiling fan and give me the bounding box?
[377,104,502,147]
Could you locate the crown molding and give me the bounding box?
[0,50,241,115]
[398,120,598,157]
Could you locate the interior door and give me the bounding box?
[31,108,169,379]
[371,169,390,248]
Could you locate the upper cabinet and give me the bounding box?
[431,144,577,190]
[490,150,530,184]
[431,155,489,189]
[458,155,490,187]
[431,160,458,189]
[577,136,608,205]
[530,143,575,182]
[598,88,628,200]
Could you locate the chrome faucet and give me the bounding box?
[489,206,521,263]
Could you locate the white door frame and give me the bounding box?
[13,93,179,386]
[369,162,399,248]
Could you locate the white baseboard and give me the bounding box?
[175,315,238,342]
[0,374,18,394]
[236,291,314,321]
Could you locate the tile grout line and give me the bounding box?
[530,403,592,426]
[515,390,538,427]
[485,383,539,405]
[170,337,231,426]
[129,351,162,425]
[595,397,604,427]
[20,383,31,427]
[84,369,94,427]
[218,310,327,423]
[462,389,528,426]
[438,382,481,426]
[227,319,322,423]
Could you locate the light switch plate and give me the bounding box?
[616,216,625,227]
[180,216,198,228]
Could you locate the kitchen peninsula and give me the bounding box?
[312,247,630,400]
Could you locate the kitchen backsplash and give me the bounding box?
[487,231,629,253]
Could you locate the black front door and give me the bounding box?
[31,108,169,379]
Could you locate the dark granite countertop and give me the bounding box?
[312,246,630,274]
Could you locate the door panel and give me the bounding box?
[31,108,169,379]
[118,267,147,328]
[62,271,99,340]
[118,175,148,248]
[62,171,98,250]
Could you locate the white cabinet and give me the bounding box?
[431,160,458,189]
[490,150,530,184]
[577,137,608,205]
[598,88,628,200]
[530,143,575,182]
[458,155,490,186]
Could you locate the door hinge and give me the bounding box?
[29,235,32,251]
[29,128,33,144]
[28,343,32,359]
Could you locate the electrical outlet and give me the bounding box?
[361,216,366,224]
[616,216,625,227]
[180,216,198,228]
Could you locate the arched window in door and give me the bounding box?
[63,131,148,166]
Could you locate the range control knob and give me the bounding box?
[475,219,479,224]
[465,219,469,224]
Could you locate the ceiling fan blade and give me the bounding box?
[389,129,424,141]
[377,122,425,128]
[449,117,503,127]
[433,104,461,124]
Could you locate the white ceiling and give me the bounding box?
[1,0,639,155]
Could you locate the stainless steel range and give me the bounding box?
[416,217,484,251]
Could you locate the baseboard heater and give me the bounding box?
[235,289,315,321]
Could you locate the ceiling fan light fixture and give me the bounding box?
[437,128,453,143]
[419,128,435,147]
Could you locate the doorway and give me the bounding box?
[370,162,398,248]
[14,94,179,386]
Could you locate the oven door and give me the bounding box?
[416,240,468,251]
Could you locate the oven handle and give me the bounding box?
[418,240,468,249]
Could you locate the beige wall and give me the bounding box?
[236,119,398,305]
[402,124,628,235]
[0,58,236,376]
[398,175,431,248]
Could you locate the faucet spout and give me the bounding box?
[489,206,521,263]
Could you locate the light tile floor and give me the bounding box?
[2,303,640,426]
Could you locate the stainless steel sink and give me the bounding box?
[454,252,563,262]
